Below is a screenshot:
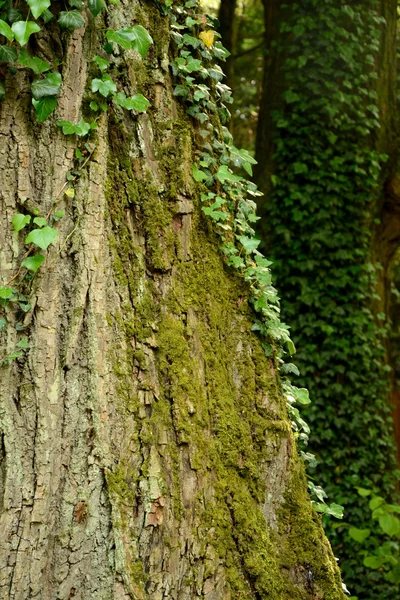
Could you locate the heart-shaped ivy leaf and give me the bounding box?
[11,21,41,46]
[25,226,58,250]
[21,255,45,272]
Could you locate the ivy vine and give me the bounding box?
[163,0,344,521]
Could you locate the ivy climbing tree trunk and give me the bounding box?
[0,1,346,599]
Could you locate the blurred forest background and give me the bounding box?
[202,1,400,599]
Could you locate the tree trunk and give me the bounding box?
[217,0,237,92]
[0,2,345,598]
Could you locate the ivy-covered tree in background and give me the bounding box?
[217,0,400,597]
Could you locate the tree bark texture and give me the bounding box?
[0,2,345,599]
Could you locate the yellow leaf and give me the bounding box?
[199,30,214,49]
[65,188,75,198]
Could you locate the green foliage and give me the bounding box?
[168,0,341,523]
[105,25,153,56]
[262,0,399,597]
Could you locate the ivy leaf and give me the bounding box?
[88,0,106,17]
[40,9,53,23]
[7,8,23,24]
[294,387,311,405]
[192,163,207,182]
[216,165,243,184]
[106,25,153,57]
[31,72,61,99]
[106,28,136,50]
[238,235,260,253]
[92,55,109,71]
[0,317,7,332]
[12,213,31,232]
[0,45,18,63]
[26,0,50,19]
[57,119,91,136]
[11,21,40,46]
[0,19,14,41]
[21,255,45,272]
[0,287,14,299]
[32,95,57,122]
[0,81,5,101]
[19,48,51,73]
[16,337,29,348]
[58,10,85,29]
[130,25,153,57]
[25,226,58,249]
[199,30,214,49]
[113,91,150,112]
[91,74,116,97]
[364,556,388,569]
[379,514,400,537]
[349,527,371,543]
[33,216,47,227]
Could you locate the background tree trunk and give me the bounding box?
[0,2,345,598]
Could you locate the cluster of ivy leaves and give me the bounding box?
[262,0,400,597]
[0,0,153,363]
[0,0,152,120]
[161,0,344,521]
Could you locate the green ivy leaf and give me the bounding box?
[113,91,150,112]
[349,527,371,543]
[31,72,61,99]
[364,556,388,569]
[12,213,31,232]
[33,216,47,227]
[130,25,153,57]
[0,317,7,332]
[106,28,136,50]
[19,48,51,73]
[57,119,91,136]
[25,226,58,249]
[356,487,372,497]
[0,45,18,63]
[379,514,400,537]
[238,235,260,253]
[40,9,53,22]
[216,165,243,184]
[21,254,45,272]
[16,337,29,348]
[88,0,106,17]
[11,21,40,46]
[91,75,116,97]
[0,80,5,101]
[32,95,57,122]
[106,25,153,57]
[0,287,14,299]
[294,387,311,405]
[192,163,207,182]
[0,19,14,41]
[58,10,85,29]
[92,55,109,71]
[26,0,50,19]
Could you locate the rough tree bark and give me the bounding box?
[0,1,345,599]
